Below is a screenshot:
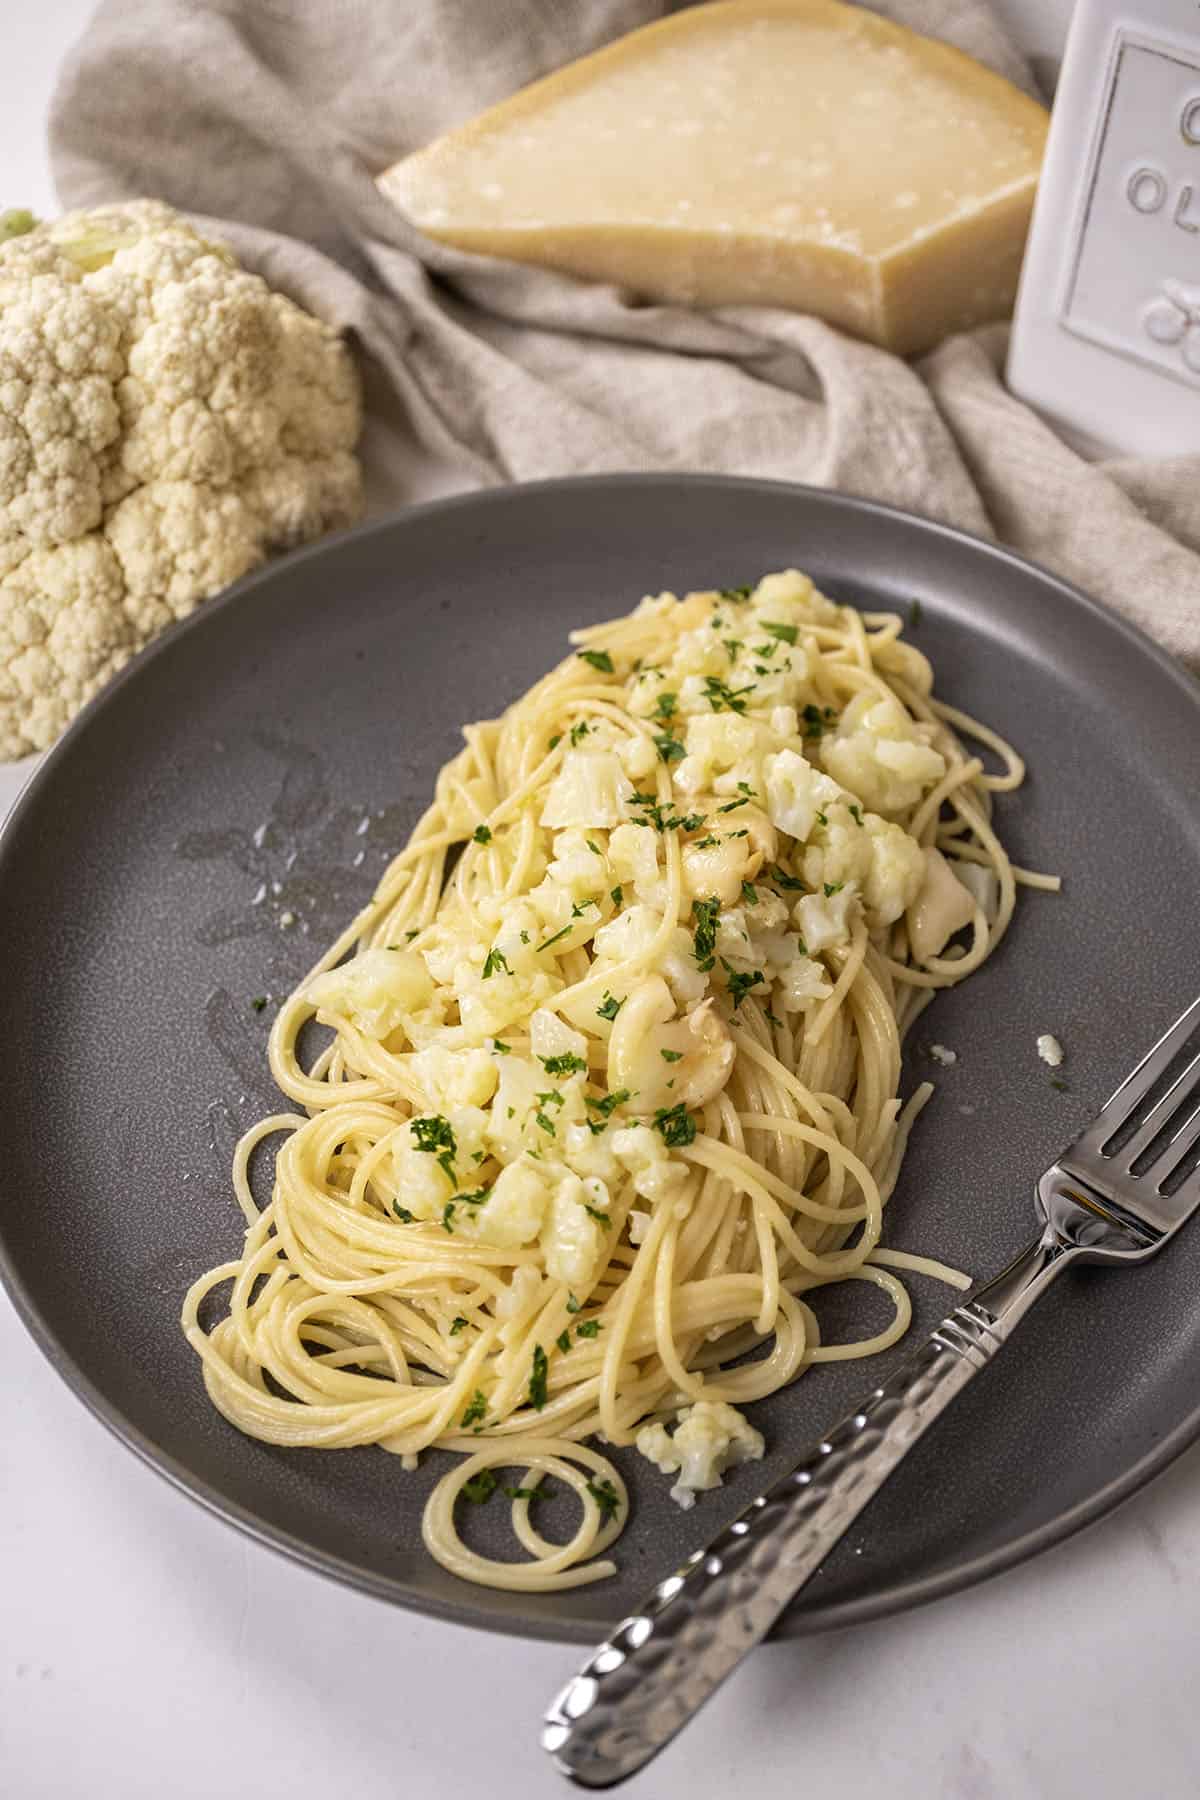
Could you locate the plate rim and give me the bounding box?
[4,470,1200,1645]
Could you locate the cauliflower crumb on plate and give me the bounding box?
[636,1401,765,1509]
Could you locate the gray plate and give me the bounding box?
[3,475,1199,1645]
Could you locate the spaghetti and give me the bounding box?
[182,568,1053,1590]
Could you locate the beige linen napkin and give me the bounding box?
[49,0,1200,667]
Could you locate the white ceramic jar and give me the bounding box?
[1007,0,1200,456]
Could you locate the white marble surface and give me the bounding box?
[7,5,1200,1798]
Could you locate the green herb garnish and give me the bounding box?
[528,1345,549,1410]
[473,824,492,845]
[449,1317,469,1335]
[482,945,511,979]
[653,1101,697,1148]
[721,959,765,1009]
[556,1329,572,1353]
[661,1048,683,1063]
[848,803,864,827]
[586,1477,622,1524]
[461,1389,488,1429]
[575,1319,601,1339]
[393,1203,415,1223]
[576,649,614,674]
[692,895,721,971]
[597,992,623,1021]
[411,1114,457,1184]
[761,621,798,646]
[609,885,624,909]
[540,1052,587,1076]
[462,1470,497,1503]
[250,996,267,1012]
[566,1295,581,1314]
[654,733,685,765]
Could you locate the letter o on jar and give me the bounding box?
[1183,96,1200,147]
[1127,165,1167,214]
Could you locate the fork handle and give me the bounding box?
[543,1231,1071,1789]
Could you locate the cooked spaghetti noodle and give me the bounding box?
[182,569,1054,1590]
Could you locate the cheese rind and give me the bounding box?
[378,0,1048,355]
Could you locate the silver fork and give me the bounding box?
[543,995,1200,1789]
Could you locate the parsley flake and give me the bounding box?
[741,881,759,905]
[482,945,511,980]
[692,895,721,971]
[661,1047,683,1063]
[472,824,492,845]
[570,720,591,746]
[538,922,574,952]
[528,1345,549,1410]
[703,674,755,715]
[717,585,752,603]
[491,1038,511,1055]
[540,1052,587,1076]
[576,649,614,674]
[720,959,765,1009]
[654,732,685,765]
[653,1102,697,1148]
[610,885,624,909]
[411,1114,457,1184]
[848,803,864,827]
[461,1389,487,1429]
[584,1204,612,1227]
[393,1203,415,1223]
[655,691,678,720]
[462,1470,497,1504]
[449,1317,469,1336]
[769,864,806,891]
[556,1329,572,1353]
[761,621,798,645]
[575,1319,601,1339]
[586,1477,622,1524]
[824,881,844,897]
[597,991,623,1021]
[566,1295,581,1314]
[250,996,267,1013]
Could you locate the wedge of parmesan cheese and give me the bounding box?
[379,0,1048,356]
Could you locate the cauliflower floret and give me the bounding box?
[593,905,707,1009]
[541,749,631,829]
[764,748,843,845]
[777,953,833,1012]
[546,829,608,900]
[0,200,363,760]
[636,1401,765,1508]
[803,810,925,928]
[408,1044,498,1110]
[529,1008,588,1068]
[494,1262,543,1322]
[820,692,946,815]
[796,883,858,953]
[749,568,839,624]
[393,1106,488,1221]
[541,1174,607,1287]
[307,948,432,1040]
[612,1124,690,1204]
[673,713,758,796]
[468,1160,548,1249]
[607,821,662,902]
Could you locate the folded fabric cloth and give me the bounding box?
[50,0,1200,667]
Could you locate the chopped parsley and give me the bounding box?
[461,1470,497,1503]
[586,1477,622,1524]
[823,882,844,898]
[741,881,759,905]
[802,703,837,739]
[722,638,744,662]
[472,824,492,845]
[566,1294,581,1313]
[449,1316,469,1336]
[503,1485,540,1502]
[461,1389,487,1429]
[609,885,624,909]
[703,674,755,715]
[576,648,614,674]
[585,1088,631,1119]
[909,598,923,628]
[654,691,678,720]
[548,733,562,750]
[556,1329,572,1353]
[482,945,511,979]
[250,996,267,1013]
[534,1110,557,1137]
[393,1203,415,1223]
[629,792,704,833]
[654,732,685,765]
[540,1051,587,1076]
[815,809,829,827]
[721,959,765,1009]
[661,1047,683,1063]
[770,863,806,891]
[575,1319,601,1339]
[586,839,601,855]
[848,803,864,827]
[411,1114,457,1184]
[653,1101,697,1148]
[491,1038,511,1055]
[441,1202,456,1233]
[694,834,719,849]
[528,1344,549,1410]
[584,1203,612,1227]
[538,922,574,952]
[1050,1076,1070,1092]
[453,1186,490,1206]
[761,621,798,646]
[570,720,591,746]
[718,584,752,602]
[692,895,721,971]
[597,991,623,1021]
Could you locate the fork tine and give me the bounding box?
[1087,995,1200,1143]
[1115,1043,1200,1167]
[1149,1095,1200,1191]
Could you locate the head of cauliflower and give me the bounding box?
[0,200,363,760]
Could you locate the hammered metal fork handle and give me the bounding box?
[544,1232,1072,1789]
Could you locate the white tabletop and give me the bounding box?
[10,6,1200,1798]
